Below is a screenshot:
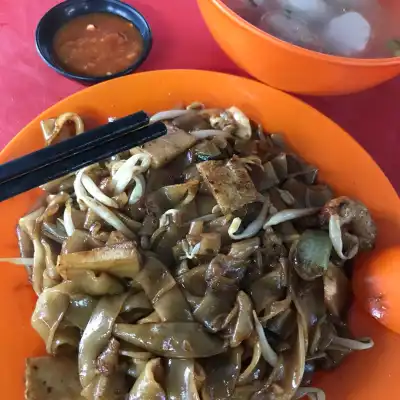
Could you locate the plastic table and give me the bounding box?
[1,0,399,192]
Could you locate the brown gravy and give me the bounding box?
[53,13,144,77]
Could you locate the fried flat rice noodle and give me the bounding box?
[18,106,376,399]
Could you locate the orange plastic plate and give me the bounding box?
[1,70,399,399]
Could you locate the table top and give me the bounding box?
[1,0,399,192]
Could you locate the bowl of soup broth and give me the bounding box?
[197,0,400,95]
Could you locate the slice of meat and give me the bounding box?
[197,158,258,214]
[25,356,84,400]
[130,126,196,168]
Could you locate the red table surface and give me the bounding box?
[0,0,399,192]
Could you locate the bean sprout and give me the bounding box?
[112,153,151,194]
[63,200,75,237]
[229,196,271,239]
[81,196,135,239]
[81,173,119,209]
[264,208,320,228]
[150,109,191,123]
[128,174,146,205]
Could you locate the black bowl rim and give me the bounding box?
[35,0,153,84]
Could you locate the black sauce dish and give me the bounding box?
[35,0,152,84]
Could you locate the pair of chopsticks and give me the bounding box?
[0,111,167,202]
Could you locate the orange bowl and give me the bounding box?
[1,70,400,398]
[197,0,400,95]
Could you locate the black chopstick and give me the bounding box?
[0,111,167,202]
[0,111,149,182]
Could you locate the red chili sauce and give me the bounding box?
[53,13,144,77]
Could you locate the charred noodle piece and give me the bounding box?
[249,261,287,315]
[193,255,246,332]
[183,231,222,259]
[113,322,226,358]
[292,280,326,348]
[237,341,266,386]
[57,241,142,279]
[305,185,333,208]
[202,346,243,399]
[259,293,292,324]
[135,256,193,321]
[122,292,152,314]
[25,356,84,400]
[61,230,104,254]
[51,326,81,356]
[40,174,76,194]
[151,223,191,266]
[65,294,97,330]
[138,310,161,324]
[197,158,258,214]
[121,298,153,324]
[60,270,125,296]
[107,231,130,246]
[173,110,211,132]
[31,282,73,355]
[128,358,166,400]
[81,370,128,400]
[323,264,351,318]
[127,359,148,380]
[262,230,286,259]
[34,284,90,352]
[42,221,68,244]
[119,342,153,360]
[250,354,285,400]
[79,293,129,394]
[165,359,201,400]
[231,384,264,400]
[19,207,45,238]
[16,225,34,279]
[255,313,307,400]
[41,112,84,145]
[31,224,46,295]
[146,180,199,216]
[96,337,120,376]
[193,284,239,333]
[130,126,196,168]
[201,108,235,132]
[161,180,199,208]
[176,264,208,297]
[229,237,260,259]
[228,291,254,347]
[41,237,61,285]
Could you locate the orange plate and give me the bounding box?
[1,70,399,399]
